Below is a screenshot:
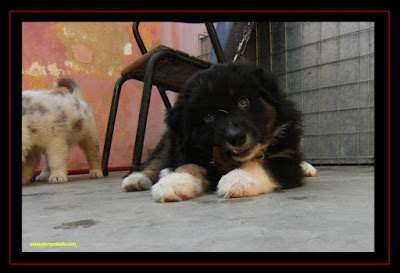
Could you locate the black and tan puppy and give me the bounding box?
[123,63,316,202]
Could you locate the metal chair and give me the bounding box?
[101,22,226,175]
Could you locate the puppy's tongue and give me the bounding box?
[211,146,241,172]
[233,147,251,155]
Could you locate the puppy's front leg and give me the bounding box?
[151,164,208,203]
[217,160,278,198]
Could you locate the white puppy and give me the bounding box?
[22,78,103,184]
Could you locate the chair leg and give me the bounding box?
[205,22,226,63]
[131,51,171,168]
[131,74,154,168]
[157,87,172,109]
[101,76,126,176]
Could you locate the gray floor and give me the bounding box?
[22,166,374,252]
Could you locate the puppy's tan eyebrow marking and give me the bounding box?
[218,109,229,114]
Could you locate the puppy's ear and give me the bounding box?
[252,67,283,106]
[166,98,190,133]
[252,66,302,127]
[165,103,182,133]
[166,101,193,151]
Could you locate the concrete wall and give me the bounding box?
[22,22,207,171]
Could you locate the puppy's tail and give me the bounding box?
[53,78,83,98]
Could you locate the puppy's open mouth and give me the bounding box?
[232,146,255,159]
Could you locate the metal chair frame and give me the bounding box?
[101,22,226,175]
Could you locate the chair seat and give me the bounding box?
[121,45,212,92]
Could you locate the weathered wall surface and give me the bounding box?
[22,22,206,171]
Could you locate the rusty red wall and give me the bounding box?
[22,22,207,171]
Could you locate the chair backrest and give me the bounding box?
[132,22,227,63]
[121,45,211,92]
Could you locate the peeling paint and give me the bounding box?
[123,42,132,55]
[107,65,116,76]
[24,61,47,77]
[56,22,132,76]
[47,63,64,77]
[71,44,94,64]
[64,60,84,72]
[63,26,75,38]
[24,61,68,78]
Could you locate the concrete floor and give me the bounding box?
[22,166,374,252]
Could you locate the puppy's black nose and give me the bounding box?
[226,127,247,147]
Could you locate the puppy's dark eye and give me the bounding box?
[203,112,214,123]
[238,97,250,110]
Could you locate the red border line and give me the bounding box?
[10,9,391,266]
[9,9,391,13]
[8,9,12,267]
[9,262,391,266]
[387,10,391,265]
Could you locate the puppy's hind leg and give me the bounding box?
[45,139,69,183]
[35,154,51,182]
[22,150,41,184]
[79,132,103,179]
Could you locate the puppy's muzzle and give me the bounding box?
[225,126,257,160]
[226,127,247,147]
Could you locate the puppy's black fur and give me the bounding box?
[132,62,304,190]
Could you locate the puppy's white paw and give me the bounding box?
[151,172,203,203]
[48,173,68,183]
[300,161,317,177]
[89,169,103,179]
[217,168,276,198]
[122,173,152,191]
